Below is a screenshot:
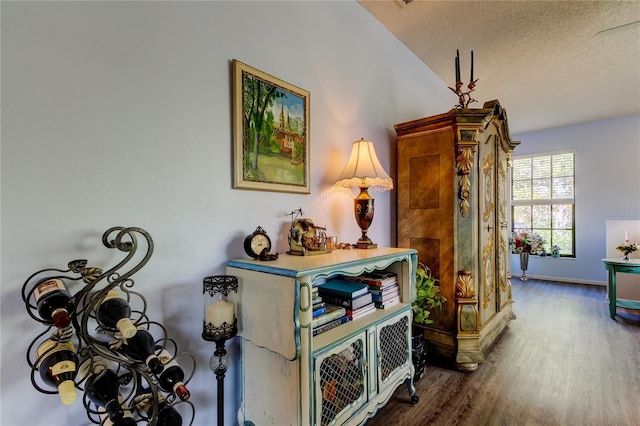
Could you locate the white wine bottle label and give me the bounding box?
[36,340,76,362]
[51,359,77,376]
[156,348,179,368]
[34,279,66,301]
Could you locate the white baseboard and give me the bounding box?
[509,274,606,286]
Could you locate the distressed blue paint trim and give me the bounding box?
[227,260,299,277]
[294,279,301,358]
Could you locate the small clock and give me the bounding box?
[244,226,272,259]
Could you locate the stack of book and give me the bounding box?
[346,271,400,309]
[311,285,327,318]
[317,279,375,322]
[311,304,348,336]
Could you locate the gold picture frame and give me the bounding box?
[232,59,310,194]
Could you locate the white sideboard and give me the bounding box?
[227,247,419,425]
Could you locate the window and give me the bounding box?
[511,151,575,257]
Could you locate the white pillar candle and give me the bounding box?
[625,230,628,241]
[206,299,234,327]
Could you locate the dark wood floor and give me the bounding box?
[366,279,640,426]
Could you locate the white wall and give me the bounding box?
[1,1,451,425]
[510,114,640,285]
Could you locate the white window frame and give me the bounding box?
[511,150,576,257]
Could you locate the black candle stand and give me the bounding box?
[449,79,478,109]
[202,275,238,426]
[448,49,478,109]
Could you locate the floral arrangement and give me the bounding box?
[616,240,638,259]
[551,244,561,258]
[511,230,545,255]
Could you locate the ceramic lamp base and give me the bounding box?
[354,187,376,248]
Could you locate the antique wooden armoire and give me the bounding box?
[395,100,519,371]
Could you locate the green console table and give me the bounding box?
[602,258,640,319]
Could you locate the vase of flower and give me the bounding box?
[616,240,638,261]
[519,252,529,281]
[511,230,545,282]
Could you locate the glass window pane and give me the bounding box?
[513,206,531,230]
[532,156,551,179]
[535,229,551,251]
[553,153,574,177]
[532,178,551,199]
[552,177,574,199]
[552,204,573,229]
[532,205,551,228]
[512,180,531,200]
[512,159,531,180]
[552,230,573,254]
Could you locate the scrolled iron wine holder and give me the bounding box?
[22,226,195,425]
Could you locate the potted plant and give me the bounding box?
[412,265,446,326]
[411,264,446,381]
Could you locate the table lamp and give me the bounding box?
[335,138,393,249]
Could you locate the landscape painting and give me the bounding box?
[233,60,310,194]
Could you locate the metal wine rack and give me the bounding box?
[22,226,196,426]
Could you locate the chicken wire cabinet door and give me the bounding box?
[313,312,415,426]
[314,332,367,426]
[376,313,411,389]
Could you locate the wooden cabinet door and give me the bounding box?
[478,132,498,325]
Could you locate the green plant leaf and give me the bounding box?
[412,265,445,326]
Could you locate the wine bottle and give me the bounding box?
[95,289,137,338]
[81,357,135,426]
[116,329,163,374]
[33,278,75,328]
[99,408,137,426]
[155,348,190,401]
[135,387,183,426]
[36,338,78,405]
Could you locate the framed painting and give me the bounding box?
[233,59,310,194]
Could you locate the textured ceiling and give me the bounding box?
[359,0,640,134]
